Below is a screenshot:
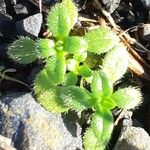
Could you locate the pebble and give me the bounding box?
[0,93,82,150]
[16,13,43,38]
[14,3,28,15]
[140,24,150,41]
[141,0,150,10]
[0,134,16,150]
[102,0,121,13]
[114,126,150,150]
[0,0,6,13]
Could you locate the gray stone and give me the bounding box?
[0,93,82,150]
[102,0,121,13]
[140,24,150,41]
[16,13,43,38]
[0,0,6,14]
[141,0,150,10]
[0,134,16,150]
[114,126,150,150]
[14,4,28,15]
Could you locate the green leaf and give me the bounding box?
[78,65,92,77]
[91,71,103,99]
[111,87,142,109]
[101,97,116,110]
[37,39,56,58]
[99,109,114,146]
[84,28,119,54]
[34,69,69,112]
[91,71,113,99]
[83,128,103,150]
[84,110,113,150]
[92,110,113,148]
[34,69,51,94]
[100,71,113,97]
[60,86,93,111]
[64,72,77,86]
[64,36,88,54]
[45,52,66,84]
[8,37,39,64]
[73,51,87,62]
[102,44,128,84]
[47,0,78,39]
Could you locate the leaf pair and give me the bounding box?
[34,69,93,112]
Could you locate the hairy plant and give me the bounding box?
[8,0,142,149]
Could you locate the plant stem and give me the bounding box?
[0,73,30,90]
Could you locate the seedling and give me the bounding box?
[8,0,142,149]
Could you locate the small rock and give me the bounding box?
[0,93,82,150]
[0,134,16,150]
[102,0,121,13]
[141,0,150,10]
[122,111,133,127]
[114,126,150,150]
[14,3,28,15]
[16,13,43,38]
[0,0,6,13]
[140,24,150,41]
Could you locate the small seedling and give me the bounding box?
[8,0,142,149]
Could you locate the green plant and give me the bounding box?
[7,0,142,149]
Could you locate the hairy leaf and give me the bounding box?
[78,65,92,77]
[84,128,103,150]
[8,37,39,64]
[34,69,68,112]
[37,39,56,58]
[101,97,116,110]
[60,86,93,111]
[83,109,113,150]
[102,44,128,84]
[100,109,114,146]
[64,72,77,86]
[100,71,113,97]
[91,71,103,99]
[84,28,119,54]
[111,87,142,109]
[45,52,66,84]
[64,36,88,54]
[91,110,114,149]
[47,0,78,39]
